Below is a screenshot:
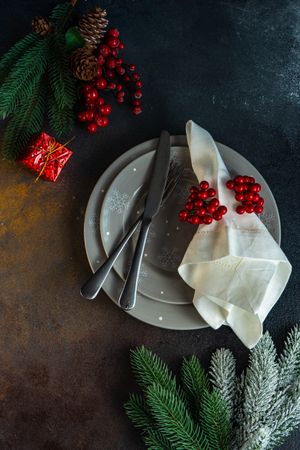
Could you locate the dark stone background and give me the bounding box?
[0,0,299,449]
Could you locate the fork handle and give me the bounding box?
[119,218,151,311]
[80,217,141,300]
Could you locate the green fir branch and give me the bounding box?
[144,429,175,450]
[181,355,209,420]
[124,393,154,431]
[0,39,47,118]
[0,33,38,85]
[146,384,209,450]
[49,1,74,30]
[130,347,178,395]
[200,389,231,450]
[1,77,46,159]
[278,325,300,390]
[209,348,236,422]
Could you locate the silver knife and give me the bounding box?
[119,130,171,311]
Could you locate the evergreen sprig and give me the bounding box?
[126,326,300,450]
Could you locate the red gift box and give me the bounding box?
[21,132,73,182]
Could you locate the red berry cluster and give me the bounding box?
[226,175,264,215]
[178,181,227,225]
[77,27,143,134]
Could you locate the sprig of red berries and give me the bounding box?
[226,175,264,215]
[178,181,227,225]
[77,27,143,134]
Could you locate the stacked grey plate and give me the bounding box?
[84,136,280,330]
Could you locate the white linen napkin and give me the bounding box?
[178,121,292,348]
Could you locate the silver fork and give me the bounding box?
[80,161,183,300]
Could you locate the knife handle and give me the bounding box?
[119,218,151,311]
[80,217,141,300]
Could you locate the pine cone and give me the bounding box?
[70,46,98,81]
[78,7,108,48]
[32,16,54,36]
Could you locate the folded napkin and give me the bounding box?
[178,121,292,348]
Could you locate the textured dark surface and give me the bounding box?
[0,0,300,449]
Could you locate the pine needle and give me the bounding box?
[124,393,154,431]
[0,33,38,85]
[144,429,175,450]
[278,325,300,390]
[200,389,231,450]
[146,384,209,450]
[209,348,236,421]
[181,355,209,419]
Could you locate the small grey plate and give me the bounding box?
[100,144,281,305]
[83,136,280,330]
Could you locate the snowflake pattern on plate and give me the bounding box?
[107,189,129,214]
[158,247,181,270]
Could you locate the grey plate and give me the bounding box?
[84,136,281,330]
[100,144,281,305]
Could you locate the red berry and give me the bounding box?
[117,97,124,103]
[235,184,245,193]
[188,193,197,202]
[210,198,220,208]
[190,215,200,225]
[236,205,245,214]
[95,78,107,90]
[194,200,203,208]
[118,42,125,49]
[218,205,227,215]
[207,188,216,197]
[124,74,131,83]
[85,110,95,121]
[97,67,103,77]
[134,90,143,99]
[86,88,98,100]
[129,64,136,71]
[190,186,199,193]
[254,205,264,214]
[243,176,250,183]
[135,80,143,88]
[250,183,261,193]
[133,99,141,106]
[106,70,114,78]
[81,84,93,94]
[196,207,206,216]
[185,202,194,211]
[85,101,95,109]
[245,192,254,202]
[179,210,188,221]
[245,203,255,213]
[117,90,125,98]
[99,44,110,57]
[107,28,120,38]
[97,55,105,65]
[108,82,116,90]
[198,191,208,200]
[203,215,213,225]
[107,37,120,48]
[256,197,264,206]
[100,104,112,115]
[97,115,109,127]
[235,175,244,184]
[200,180,209,190]
[235,193,245,202]
[87,123,97,133]
[115,58,123,66]
[132,72,140,81]
[78,112,87,122]
[106,57,116,69]
[252,193,260,203]
[96,97,105,107]
[206,204,216,214]
[213,211,223,221]
[132,106,142,115]
[248,176,255,183]
[116,84,123,91]
[111,49,118,57]
[226,180,235,190]
[116,66,125,75]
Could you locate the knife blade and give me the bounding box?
[119,130,171,310]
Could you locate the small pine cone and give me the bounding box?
[78,6,108,48]
[32,16,53,36]
[70,46,98,81]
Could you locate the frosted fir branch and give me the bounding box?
[235,332,279,447]
[277,325,300,390]
[209,348,236,421]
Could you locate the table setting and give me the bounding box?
[0,0,299,449]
